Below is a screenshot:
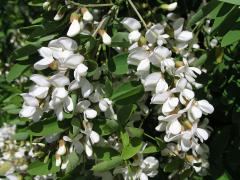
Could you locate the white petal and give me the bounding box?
[52,87,68,99]
[29,86,49,99]
[80,78,93,98]
[191,106,202,119]
[176,31,193,42]
[67,19,81,37]
[181,134,192,151]
[90,131,100,144]
[21,93,39,107]
[50,74,70,87]
[49,37,78,51]
[137,59,150,73]
[128,30,141,43]
[196,128,209,141]
[168,120,181,135]
[85,109,97,119]
[182,89,195,100]
[64,96,74,112]
[198,100,214,114]
[102,32,111,45]
[168,97,179,108]
[34,58,54,70]
[143,72,162,91]
[64,54,84,69]
[84,141,93,157]
[74,64,88,81]
[30,74,50,87]
[151,92,170,104]
[77,100,91,111]
[176,78,187,90]
[19,106,36,118]
[68,80,81,91]
[99,99,109,112]
[55,106,64,121]
[155,79,168,94]
[38,47,52,58]
[83,10,93,21]
[128,49,149,66]
[173,18,184,37]
[121,17,141,31]
[140,173,148,180]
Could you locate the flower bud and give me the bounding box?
[54,6,66,21]
[55,154,61,167]
[81,7,93,21]
[160,2,178,11]
[98,29,111,45]
[67,13,81,37]
[56,139,66,156]
[43,1,51,11]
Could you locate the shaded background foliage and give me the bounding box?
[0,0,240,179]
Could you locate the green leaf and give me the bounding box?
[217,171,232,180]
[110,81,144,105]
[92,156,123,172]
[121,138,143,160]
[104,77,113,97]
[95,119,119,136]
[12,132,29,140]
[86,60,98,77]
[190,53,207,67]
[28,118,67,136]
[155,137,166,150]
[112,53,129,75]
[219,0,240,5]
[187,0,222,26]
[28,158,59,175]
[6,64,29,82]
[66,152,80,173]
[117,104,137,125]
[121,131,130,148]
[143,145,160,154]
[126,127,144,138]
[111,32,130,48]
[221,29,240,47]
[94,147,119,161]
[164,157,184,173]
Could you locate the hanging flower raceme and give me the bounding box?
[122,16,214,175]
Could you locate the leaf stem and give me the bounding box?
[127,0,148,29]
[70,2,114,8]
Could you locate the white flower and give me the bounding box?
[74,63,88,81]
[145,24,169,45]
[156,114,182,135]
[19,94,43,122]
[175,58,202,83]
[29,74,50,99]
[128,48,149,66]
[67,19,81,37]
[34,47,54,70]
[81,121,100,157]
[149,46,172,67]
[69,78,93,98]
[49,74,73,121]
[140,156,159,178]
[77,100,97,120]
[187,99,214,121]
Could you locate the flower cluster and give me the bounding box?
[0,123,50,179]
[122,15,214,175]
[19,37,117,170]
